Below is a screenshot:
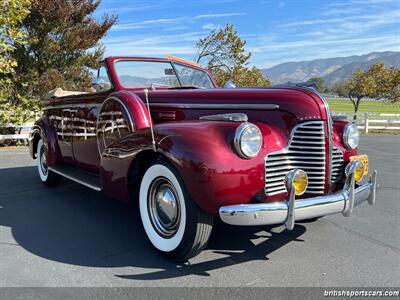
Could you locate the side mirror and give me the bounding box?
[92,78,111,91]
[224,80,236,88]
[164,68,175,75]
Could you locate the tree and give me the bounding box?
[0,0,31,74]
[0,0,31,125]
[340,63,400,119]
[307,77,326,93]
[195,24,270,87]
[331,81,348,97]
[3,0,117,124]
[375,66,400,104]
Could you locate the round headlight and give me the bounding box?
[234,122,262,159]
[343,123,360,150]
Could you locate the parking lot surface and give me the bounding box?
[0,136,399,287]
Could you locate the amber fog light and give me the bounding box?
[285,169,308,196]
[345,160,365,183]
[354,161,365,183]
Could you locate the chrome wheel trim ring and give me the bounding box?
[147,177,181,238]
[36,140,49,182]
[39,142,48,176]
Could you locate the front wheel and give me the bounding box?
[139,160,213,262]
[37,139,62,187]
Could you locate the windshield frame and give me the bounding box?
[112,59,215,89]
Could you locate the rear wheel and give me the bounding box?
[139,160,213,262]
[37,139,62,187]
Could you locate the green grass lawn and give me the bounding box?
[327,99,400,134]
[328,99,400,114]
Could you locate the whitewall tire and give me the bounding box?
[36,139,61,187]
[139,160,213,262]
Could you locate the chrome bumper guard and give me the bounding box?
[219,161,377,230]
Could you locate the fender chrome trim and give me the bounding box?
[313,91,333,189]
[96,96,135,157]
[199,113,248,122]
[42,103,102,110]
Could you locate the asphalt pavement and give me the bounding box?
[0,136,399,287]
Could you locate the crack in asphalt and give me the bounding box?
[97,243,148,262]
[321,218,400,253]
[362,149,400,161]
[379,186,400,191]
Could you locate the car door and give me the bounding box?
[71,95,102,173]
[56,107,75,164]
[71,65,113,173]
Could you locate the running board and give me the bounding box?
[49,165,102,191]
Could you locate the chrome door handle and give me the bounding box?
[62,108,79,113]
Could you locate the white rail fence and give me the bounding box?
[0,123,32,145]
[332,112,400,133]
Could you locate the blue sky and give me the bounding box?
[94,0,400,68]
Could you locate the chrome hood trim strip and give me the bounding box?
[149,103,279,110]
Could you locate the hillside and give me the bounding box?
[262,51,400,86]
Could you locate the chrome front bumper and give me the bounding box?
[219,162,377,230]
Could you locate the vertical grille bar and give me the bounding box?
[331,147,344,182]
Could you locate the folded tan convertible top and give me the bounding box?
[45,88,89,100]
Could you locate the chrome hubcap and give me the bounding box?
[39,145,48,176]
[148,177,180,238]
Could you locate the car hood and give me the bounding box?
[131,87,327,121]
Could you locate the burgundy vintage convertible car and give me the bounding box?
[29,56,377,261]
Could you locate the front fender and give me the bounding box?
[100,120,276,214]
[155,121,267,214]
[332,119,358,160]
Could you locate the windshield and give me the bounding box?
[114,60,214,89]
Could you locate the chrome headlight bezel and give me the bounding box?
[234,122,262,159]
[343,122,360,150]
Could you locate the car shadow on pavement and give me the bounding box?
[116,222,306,280]
[0,166,306,281]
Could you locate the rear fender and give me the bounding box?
[107,90,151,129]
[29,116,62,165]
[97,91,151,157]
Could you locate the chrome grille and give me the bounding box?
[264,121,326,196]
[331,147,344,182]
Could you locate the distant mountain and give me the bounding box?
[322,53,400,85]
[262,51,400,86]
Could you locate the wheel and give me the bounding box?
[139,160,213,262]
[37,139,62,187]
